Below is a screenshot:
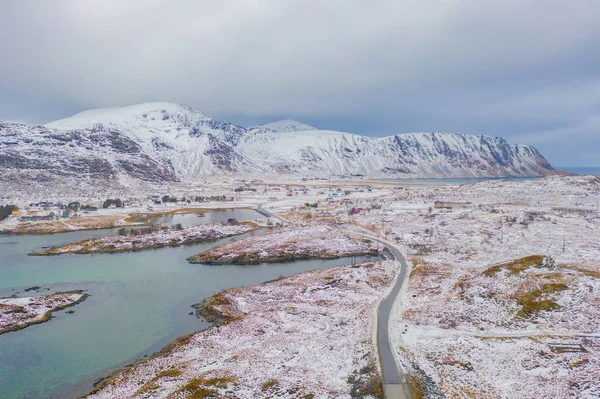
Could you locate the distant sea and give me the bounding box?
[386,176,535,186]
[383,167,599,187]
[559,167,600,176]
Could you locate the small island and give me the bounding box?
[30,223,258,256]
[0,291,89,335]
[187,223,379,264]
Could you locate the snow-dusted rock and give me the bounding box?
[541,254,556,270]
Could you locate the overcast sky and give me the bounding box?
[1,1,599,167]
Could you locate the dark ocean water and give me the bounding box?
[559,166,600,176]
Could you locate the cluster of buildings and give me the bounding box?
[19,201,97,221]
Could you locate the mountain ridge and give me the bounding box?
[0,102,556,183]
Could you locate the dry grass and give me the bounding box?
[261,378,279,392]
[406,374,427,399]
[570,358,589,368]
[178,375,238,398]
[562,265,600,279]
[516,282,569,319]
[483,255,544,277]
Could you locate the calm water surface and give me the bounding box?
[0,209,372,399]
[388,176,536,186]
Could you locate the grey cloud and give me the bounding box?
[1,0,599,166]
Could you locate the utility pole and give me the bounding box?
[563,237,566,253]
[500,221,504,243]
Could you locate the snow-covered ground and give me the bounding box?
[187,223,379,264]
[31,223,257,255]
[0,291,88,334]
[2,173,598,398]
[336,175,600,398]
[88,260,398,399]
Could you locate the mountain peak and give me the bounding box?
[255,119,317,133]
[45,102,211,131]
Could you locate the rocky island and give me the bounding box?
[187,223,379,264]
[31,223,258,255]
[0,291,89,335]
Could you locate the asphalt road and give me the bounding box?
[360,234,415,399]
[255,204,414,398]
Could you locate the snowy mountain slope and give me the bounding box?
[237,129,554,177]
[0,122,177,182]
[380,132,553,177]
[251,119,317,133]
[45,102,258,177]
[0,102,556,183]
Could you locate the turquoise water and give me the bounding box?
[0,210,373,399]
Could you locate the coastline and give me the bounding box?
[86,260,397,398]
[30,223,261,256]
[187,223,379,264]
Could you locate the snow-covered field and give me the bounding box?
[338,175,600,398]
[187,223,379,264]
[88,260,398,399]
[0,291,88,334]
[2,173,598,398]
[31,223,257,255]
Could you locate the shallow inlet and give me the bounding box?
[0,209,377,399]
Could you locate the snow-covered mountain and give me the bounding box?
[45,102,258,178]
[0,102,556,183]
[250,119,317,133]
[0,122,177,182]
[238,129,554,177]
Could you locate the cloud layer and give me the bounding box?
[1,0,599,166]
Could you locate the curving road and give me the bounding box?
[254,202,413,398]
[359,234,415,399]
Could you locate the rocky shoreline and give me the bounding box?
[86,260,397,398]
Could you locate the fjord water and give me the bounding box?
[390,176,535,186]
[0,209,370,399]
